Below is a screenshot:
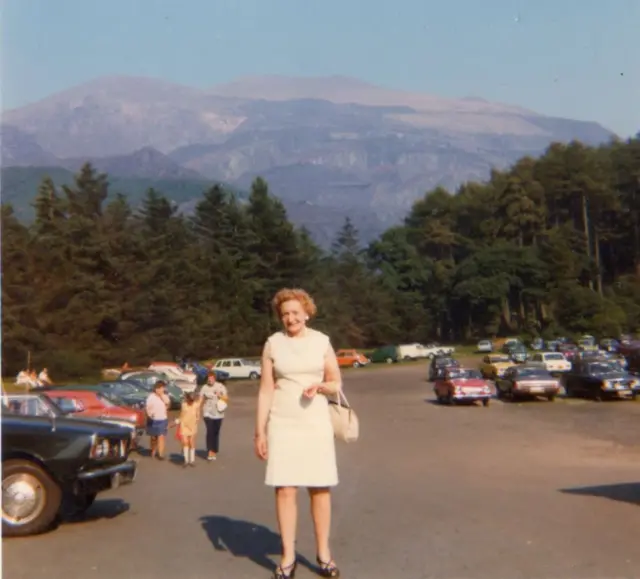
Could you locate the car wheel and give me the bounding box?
[2,459,62,537]
[352,362,360,368]
[448,393,456,406]
[385,357,393,364]
[249,372,259,380]
[482,399,490,407]
[547,394,556,402]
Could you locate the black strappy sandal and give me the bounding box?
[316,556,340,577]
[274,561,297,578]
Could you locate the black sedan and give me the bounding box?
[564,360,638,400]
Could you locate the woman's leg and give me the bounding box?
[188,434,196,464]
[157,433,166,458]
[204,418,215,457]
[275,486,298,566]
[182,434,190,464]
[308,487,333,562]
[149,435,157,457]
[211,418,223,454]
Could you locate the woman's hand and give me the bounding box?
[303,385,320,398]
[254,432,268,460]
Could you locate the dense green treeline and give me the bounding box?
[2,137,639,377]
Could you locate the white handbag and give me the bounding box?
[328,389,359,443]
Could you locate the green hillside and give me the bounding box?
[1,166,243,220]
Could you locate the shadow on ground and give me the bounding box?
[200,515,315,573]
[560,482,640,506]
[61,499,130,525]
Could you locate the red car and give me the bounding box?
[558,343,580,361]
[44,390,146,448]
[434,368,493,406]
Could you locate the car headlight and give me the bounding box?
[90,436,111,459]
[602,380,614,390]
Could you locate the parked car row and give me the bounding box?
[430,348,640,407]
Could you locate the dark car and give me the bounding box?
[503,343,529,363]
[2,394,137,537]
[495,365,561,402]
[627,349,640,376]
[116,372,184,408]
[428,356,461,381]
[564,360,639,400]
[51,382,148,410]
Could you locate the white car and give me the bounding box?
[421,344,455,358]
[397,343,455,360]
[148,364,197,384]
[530,352,572,373]
[476,340,493,353]
[213,358,261,380]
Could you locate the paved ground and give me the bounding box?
[5,363,640,579]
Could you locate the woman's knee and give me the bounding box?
[308,487,331,497]
[276,486,298,500]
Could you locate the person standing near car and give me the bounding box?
[199,373,228,461]
[145,380,170,460]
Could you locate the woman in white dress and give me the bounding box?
[255,288,342,579]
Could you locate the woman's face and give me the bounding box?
[280,299,307,335]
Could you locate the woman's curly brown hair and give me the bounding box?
[271,288,318,318]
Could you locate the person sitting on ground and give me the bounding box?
[38,367,53,386]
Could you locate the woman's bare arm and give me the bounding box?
[255,342,275,437]
[319,344,343,395]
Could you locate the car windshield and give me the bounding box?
[589,362,620,374]
[544,354,565,360]
[436,358,456,367]
[516,368,551,379]
[3,394,61,417]
[96,393,119,408]
[99,391,129,406]
[125,378,153,391]
[107,382,137,394]
[449,369,482,380]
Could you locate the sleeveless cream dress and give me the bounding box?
[265,328,339,487]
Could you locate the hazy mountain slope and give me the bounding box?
[1,74,616,244]
[0,124,60,166]
[59,147,207,180]
[2,76,246,157]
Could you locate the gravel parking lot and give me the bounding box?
[5,362,640,579]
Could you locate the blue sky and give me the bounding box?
[1,0,638,136]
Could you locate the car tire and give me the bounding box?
[385,357,393,364]
[547,394,556,402]
[2,459,62,537]
[249,372,259,380]
[482,399,490,407]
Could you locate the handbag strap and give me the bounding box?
[334,388,351,408]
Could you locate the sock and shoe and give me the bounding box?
[183,447,196,466]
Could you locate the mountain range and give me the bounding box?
[1,74,615,245]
